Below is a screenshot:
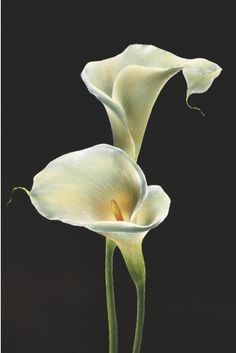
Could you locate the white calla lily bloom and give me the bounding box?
[81,44,222,160]
[25,144,170,282]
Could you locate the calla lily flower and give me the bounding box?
[81,44,222,161]
[21,144,170,283]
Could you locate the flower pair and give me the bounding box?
[17,44,221,353]
[25,44,221,252]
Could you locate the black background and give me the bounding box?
[2,2,236,353]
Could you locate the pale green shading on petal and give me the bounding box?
[112,65,180,159]
[81,44,222,160]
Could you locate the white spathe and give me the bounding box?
[81,44,222,160]
[28,144,170,282]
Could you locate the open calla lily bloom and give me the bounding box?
[24,144,170,282]
[81,44,222,160]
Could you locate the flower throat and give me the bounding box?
[111,199,124,221]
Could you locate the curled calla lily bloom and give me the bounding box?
[21,144,170,282]
[81,44,222,160]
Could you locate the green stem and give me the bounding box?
[117,240,146,353]
[132,281,146,353]
[105,239,118,353]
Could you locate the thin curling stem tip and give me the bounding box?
[7,186,30,207]
[186,97,206,117]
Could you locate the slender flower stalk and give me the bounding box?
[105,239,118,353]
[132,281,145,353]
